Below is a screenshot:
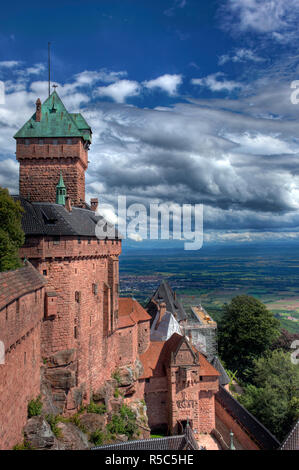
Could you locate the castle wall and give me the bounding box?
[143,377,169,431]
[117,325,139,366]
[20,237,122,411]
[168,369,218,435]
[138,321,150,354]
[0,287,44,450]
[215,400,259,450]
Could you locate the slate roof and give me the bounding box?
[280,419,299,450]
[0,260,46,310]
[92,423,199,450]
[216,385,280,450]
[14,91,91,143]
[118,298,151,329]
[210,356,230,386]
[140,333,221,379]
[146,280,187,323]
[13,197,119,239]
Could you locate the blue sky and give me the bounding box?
[2,0,299,246]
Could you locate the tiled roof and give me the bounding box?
[140,333,221,379]
[13,197,119,239]
[216,385,280,450]
[280,419,299,450]
[146,280,187,323]
[14,91,91,143]
[92,424,199,450]
[0,261,46,310]
[118,298,151,329]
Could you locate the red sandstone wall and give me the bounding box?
[144,377,169,430]
[0,289,44,450]
[138,321,150,354]
[20,239,122,408]
[215,400,259,450]
[168,367,218,435]
[117,325,138,366]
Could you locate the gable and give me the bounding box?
[173,338,197,365]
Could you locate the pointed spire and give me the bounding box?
[230,430,236,450]
[56,171,66,205]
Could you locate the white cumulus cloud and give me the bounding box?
[143,74,182,96]
[191,73,242,92]
[95,80,141,103]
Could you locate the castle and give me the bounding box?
[0,91,280,450]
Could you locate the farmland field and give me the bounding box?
[119,242,299,333]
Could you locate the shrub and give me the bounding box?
[86,401,106,415]
[112,370,121,385]
[45,414,63,438]
[106,405,138,439]
[90,429,105,446]
[28,396,43,418]
[68,413,87,433]
[13,440,34,450]
[114,388,120,398]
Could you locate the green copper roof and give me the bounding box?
[14,91,92,142]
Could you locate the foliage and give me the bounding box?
[271,328,299,353]
[86,401,106,415]
[106,405,138,439]
[0,187,24,272]
[114,388,120,398]
[27,395,43,418]
[45,414,63,438]
[218,295,280,381]
[112,370,122,385]
[13,440,34,450]
[67,413,87,433]
[239,350,299,441]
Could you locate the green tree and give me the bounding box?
[0,187,24,271]
[218,295,280,380]
[239,350,299,441]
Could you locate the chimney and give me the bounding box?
[35,98,42,122]
[155,302,167,329]
[65,196,72,212]
[90,198,98,211]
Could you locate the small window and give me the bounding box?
[25,139,30,146]
[88,238,91,245]
[78,237,81,244]
[145,378,150,383]
[75,291,81,303]
[53,139,58,145]
[92,283,98,295]
[200,376,203,382]
[67,139,72,145]
[38,139,44,145]
[74,326,78,339]
[43,270,47,276]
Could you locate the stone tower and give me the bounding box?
[14,91,92,206]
